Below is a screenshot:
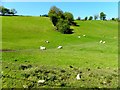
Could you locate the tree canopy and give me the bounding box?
[48,6,74,34]
[100,12,106,20]
[0,6,17,16]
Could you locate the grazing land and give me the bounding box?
[2,16,118,88]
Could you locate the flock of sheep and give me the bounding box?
[40,40,62,50]
[40,34,106,50]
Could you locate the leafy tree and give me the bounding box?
[0,6,9,15]
[77,17,81,20]
[84,17,88,21]
[56,19,71,34]
[100,12,106,20]
[94,14,99,20]
[9,8,17,15]
[48,6,63,26]
[41,14,48,17]
[111,18,115,21]
[88,16,93,20]
[48,6,75,34]
[63,12,74,25]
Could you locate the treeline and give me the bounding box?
[77,12,119,21]
[0,6,17,16]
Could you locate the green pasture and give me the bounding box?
[1,16,118,88]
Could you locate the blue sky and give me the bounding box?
[1,2,118,19]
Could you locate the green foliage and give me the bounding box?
[63,12,74,25]
[48,6,63,26]
[50,14,58,26]
[94,15,99,20]
[77,17,81,20]
[84,17,88,21]
[0,6,17,16]
[89,16,93,20]
[48,6,74,34]
[100,12,106,20]
[0,6,9,15]
[111,18,115,21]
[9,8,17,15]
[56,19,71,34]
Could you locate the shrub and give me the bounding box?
[56,19,71,34]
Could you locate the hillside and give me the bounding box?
[2,16,118,88]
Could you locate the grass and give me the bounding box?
[1,16,118,88]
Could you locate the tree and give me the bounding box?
[0,6,17,16]
[88,16,93,20]
[100,12,106,20]
[48,6,63,26]
[48,6,75,34]
[0,6,9,15]
[56,19,71,34]
[63,12,74,25]
[77,17,81,20]
[9,8,17,15]
[111,18,115,21]
[94,14,99,20]
[84,17,88,21]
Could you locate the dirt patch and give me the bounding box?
[0,49,16,52]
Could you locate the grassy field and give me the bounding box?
[1,16,118,88]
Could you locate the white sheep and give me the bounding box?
[58,46,62,49]
[83,35,86,37]
[99,40,103,43]
[45,40,49,43]
[103,41,105,44]
[40,46,46,50]
[78,36,81,38]
[76,74,81,80]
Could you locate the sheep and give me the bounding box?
[78,36,81,38]
[58,46,62,49]
[45,40,49,43]
[83,35,86,37]
[102,41,105,44]
[99,40,103,43]
[40,46,46,50]
[76,74,81,80]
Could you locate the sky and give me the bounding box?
[1,2,118,19]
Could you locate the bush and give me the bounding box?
[56,19,72,34]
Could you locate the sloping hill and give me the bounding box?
[2,16,118,88]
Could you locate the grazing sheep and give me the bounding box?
[76,74,81,80]
[83,35,86,37]
[99,40,103,43]
[40,46,46,50]
[102,41,105,44]
[58,46,62,49]
[45,40,49,43]
[78,36,81,38]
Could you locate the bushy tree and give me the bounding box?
[56,19,71,34]
[84,17,88,21]
[100,12,106,20]
[111,18,115,21]
[8,8,17,15]
[0,6,9,15]
[63,12,74,25]
[77,17,81,20]
[0,6,17,16]
[88,16,93,20]
[94,14,99,20]
[48,6,63,26]
[48,6,75,34]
